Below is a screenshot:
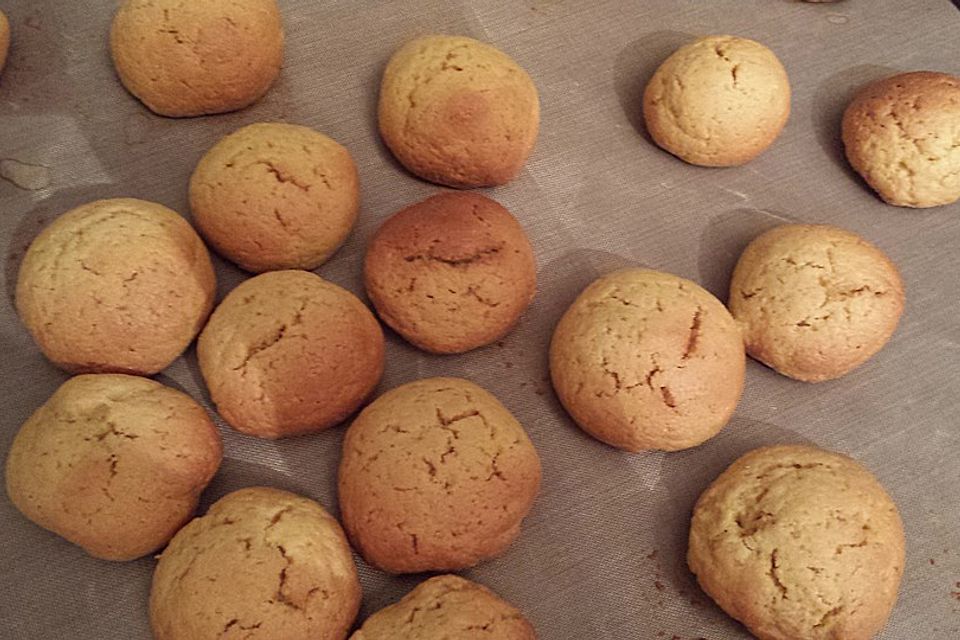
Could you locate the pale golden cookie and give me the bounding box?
[150,487,361,640]
[190,123,359,272]
[364,192,536,353]
[338,377,541,574]
[378,35,540,188]
[550,268,745,452]
[197,270,384,439]
[15,198,216,375]
[643,35,791,166]
[688,445,905,640]
[842,71,960,208]
[351,575,536,640]
[0,10,10,75]
[729,224,904,382]
[5,374,222,561]
[110,0,284,117]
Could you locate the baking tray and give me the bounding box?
[2,1,959,638]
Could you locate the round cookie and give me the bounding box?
[4,374,222,561]
[110,0,284,117]
[643,35,791,167]
[15,198,216,375]
[197,270,384,439]
[688,445,905,640]
[150,487,361,640]
[728,224,905,382]
[378,35,540,188]
[338,377,541,574]
[364,192,537,354]
[190,123,360,272]
[351,575,536,640]
[0,10,10,75]
[842,71,960,208]
[550,268,745,452]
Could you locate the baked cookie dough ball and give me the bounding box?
[688,445,905,640]
[550,268,744,452]
[364,192,536,353]
[842,71,960,208]
[5,374,222,561]
[198,270,384,439]
[351,575,536,640]
[729,225,904,382]
[15,198,216,375]
[110,0,283,117]
[338,377,541,574]
[378,35,540,188]
[190,123,360,272]
[0,10,10,75]
[150,487,360,640]
[643,35,791,166]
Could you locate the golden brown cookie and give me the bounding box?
[729,224,904,382]
[110,0,284,117]
[688,445,905,640]
[364,192,537,354]
[15,198,216,375]
[150,487,361,640]
[197,270,384,439]
[338,377,541,574]
[378,35,540,188]
[842,71,960,208]
[351,575,536,640]
[190,123,360,273]
[0,10,10,75]
[643,35,791,166]
[550,268,744,452]
[4,374,222,561]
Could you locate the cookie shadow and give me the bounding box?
[697,208,798,301]
[612,31,692,143]
[812,64,898,182]
[652,419,818,631]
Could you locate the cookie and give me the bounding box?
[688,445,905,640]
[842,71,960,208]
[110,0,284,117]
[728,224,904,382]
[190,122,359,272]
[364,192,537,353]
[4,374,222,561]
[338,377,541,574]
[351,575,536,640]
[550,268,745,452]
[15,198,216,375]
[0,10,10,75]
[197,270,384,439]
[643,35,791,166]
[378,35,540,188]
[150,487,360,640]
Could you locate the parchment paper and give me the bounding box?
[2,1,959,638]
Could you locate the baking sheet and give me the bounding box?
[2,1,960,638]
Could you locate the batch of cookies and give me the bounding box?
[2,1,958,639]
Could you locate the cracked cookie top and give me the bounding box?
[351,574,536,640]
[4,374,222,561]
[110,0,284,117]
[729,224,904,382]
[197,270,384,439]
[149,487,361,640]
[190,122,360,272]
[842,71,960,208]
[338,377,541,574]
[688,445,905,640]
[378,34,540,188]
[549,268,745,452]
[643,35,791,167]
[364,192,537,354]
[15,197,216,375]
